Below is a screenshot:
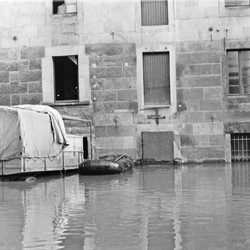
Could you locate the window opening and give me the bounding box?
[225,0,250,7]
[53,55,79,102]
[228,50,250,95]
[83,137,88,159]
[53,0,77,15]
[141,0,168,26]
[143,52,170,105]
[231,133,250,162]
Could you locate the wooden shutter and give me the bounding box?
[228,51,240,94]
[141,0,168,26]
[143,52,170,105]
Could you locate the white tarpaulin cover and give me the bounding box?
[0,105,68,161]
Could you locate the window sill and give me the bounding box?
[141,105,170,111]
[43,101,90,107]
[52,13,77,18]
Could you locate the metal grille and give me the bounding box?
[231,134,250,162]
[141,0,168,26]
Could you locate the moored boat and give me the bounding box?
[79,154,134,175]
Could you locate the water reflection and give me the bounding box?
[1,164,250,249]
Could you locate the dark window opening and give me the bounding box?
[231,133,250,162]
[53,0,64,14]
[141,0,168,26]
[83,137,88,159]
[228,50,250,95]
[225,0,250,7]
[143,52,170,105]
[53,0,77,15]
[53,55,79,102]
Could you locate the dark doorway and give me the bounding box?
[53,56,78,102]
[83,137,89,159]
[53,0,64,14]
[142,131,174,163]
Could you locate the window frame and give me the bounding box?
[225,0,250,7]
[53,55,79,103]
[142,51,171,107]
[141,0,168,26]
[227,49,250,96]
[52,0,77,15]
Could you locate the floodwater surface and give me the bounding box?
[1,163,250,250]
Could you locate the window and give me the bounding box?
[225,0,250,7]
[228,50,250,95]
[143,52,170,105]
[53,0,77,15]
[231,133,250,161]
[141,0,168,26]
[53,56,78,102]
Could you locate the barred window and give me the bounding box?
[228,50,250,95]
[141,0,168,26]
[143,52,170,105]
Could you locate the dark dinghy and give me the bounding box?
[79,154,134,175]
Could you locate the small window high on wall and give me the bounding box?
[53,56,79,102]
[225,0,250,7]
[53,0,77,15]
[143,52,170,106]
[227,50,250,95]
[141,0,168,26]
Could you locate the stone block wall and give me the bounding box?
[85,43,137,158]
[176,41,225,162]
[0,46,44,106]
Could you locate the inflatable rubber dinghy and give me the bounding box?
[79,154,133,175]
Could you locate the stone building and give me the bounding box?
[1,0,250,163]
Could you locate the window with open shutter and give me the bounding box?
[143,52,170,105]
[141,0,168,26]
[228,50,250,95]
[53,0,77,15]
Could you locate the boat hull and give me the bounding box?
[79,160,123,175]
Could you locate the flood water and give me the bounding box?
[1,163,250,250]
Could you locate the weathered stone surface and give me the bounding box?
[90,67,123,78]
[204,87,222,99]
[178,76,221,88]
[180,124,193,134]
[0,60,29,71]
[95,126,107,137]
[118,89,137,101]
[188,64,220,76]
[29,59,42,70]
[91,77,136,90]
[20,93,42,104]
[11,95,20,105]
[28,82,42,93]
[177,52,221,64]
[85,43,136,56]
[92,90,117,102]
[177,88,203,101]
[11,82,27,93]
[90,55,136,67]
[181,112,204,123]
[0,94,10,105]
[180,134,196,146]
[182,146,225,162]
[176,41,221,53]
[93,101,129,113]
[9,72,19,82]
[0,72,9,83]
[124,66,136,77]
[0,49,19,60]
[199,100,223,111]
[224,122,250,133]
[0,83,11,94]
[106,125,135,137]
[19,71,41,82]
[21,46,45,59]
[209,135,225,146]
